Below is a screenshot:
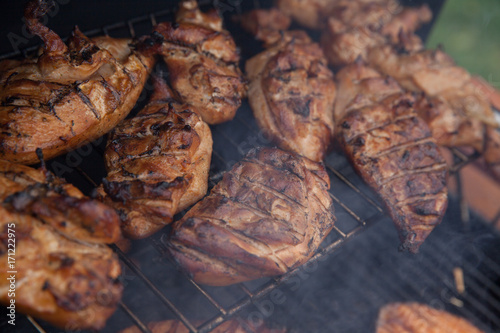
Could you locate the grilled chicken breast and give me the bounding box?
[377,303,485,333]
[320,0,431,67]
[368,45,500,179]
[98,77,212,239]
[0,0,155,165]
[168,147,335,286]
[336,62,448,253]
[0,158,122,330]
[120,319,286,333]
[152,0,246,125]
[246,31,336,162]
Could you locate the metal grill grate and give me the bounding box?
[2,1,500,333]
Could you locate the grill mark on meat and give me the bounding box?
[118,150,190,163]
[238,173,307,209]
[215,185,306,238]
[3,71,19,88]
[187,215,291,269]
[240,158,306,181]
[168,241,251,276]
[377,164,447,186]
[100,77,121,103]
[345,113,417,144]
[163,36,236,68]
[311,192,333,214]
[372,137,434,159]
[393,193,447,208]
[74,84,100,120]
[228,166,307,206]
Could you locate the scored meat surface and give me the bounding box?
[98,77,212,239]
[246,31,336,162]
[376,303,485,333]
[0,0,155,165]
[152,0,247,125]
[168,147,335,286]
[336,62,448,253]
[368,45,498,145]
[0,158,122,330]
[320,0,431,67]
[120,318,286,333]
[368,45,500,180]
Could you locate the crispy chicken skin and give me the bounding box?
[120,318,286,333]
[152,0,246,125]
[320,0,431,67]
[246,31,336,162]
[336,62,448,253]
[377,303,485,333]
[0,159,122,330]
[98,77,212,239]
[168,147,335,286]
[0,0,155,165]
[368,45,500,180]
[240,8,292,46]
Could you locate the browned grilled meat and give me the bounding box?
[152,0,246,125]
[368,45,500,179]
[98,77,212,239]
[120,318,286,333]
[376,303,485,333]
[240,8,292,46]
[320,0,431,67]
[168,147,335,286]
[0,0,155,165]
[336,62,448,253]
[246,31,336,162]
[0,158,122,330]
[275,0,338,29]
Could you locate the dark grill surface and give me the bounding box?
[1,1,500,333]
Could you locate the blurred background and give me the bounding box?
[426,0,500,87]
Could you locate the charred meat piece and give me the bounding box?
[240,8,292,46]
[168,147,335,286]
[246,31,336,162]
[320,0,431,67]
[0,159,122,330]
[377,303,485,333]
[120,318,286,333]
[0,0,155,165]
[98,77,212,239]
[152,0,247,125]
[368,45,500,178]
[336,62,448,253]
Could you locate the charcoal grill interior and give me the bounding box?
[1,1,500,332]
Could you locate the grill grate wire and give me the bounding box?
[3,1,498,332]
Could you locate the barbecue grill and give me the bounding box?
[1,1,500,332]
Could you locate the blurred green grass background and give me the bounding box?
[426,0,500,87]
